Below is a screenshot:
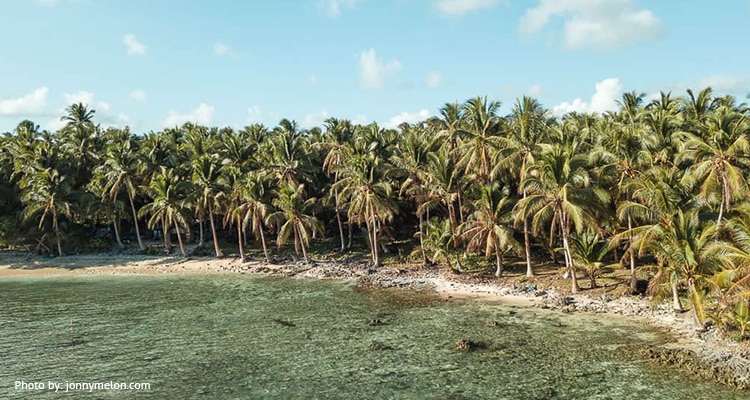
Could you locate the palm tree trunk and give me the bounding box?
[128,191,147,251]
[163,216,172,250]
[173,219,187,257]
[347,220,353,249]
[53,210,63,256]
[299,226,310,264]
[494,241,504,278]
[259,220,270,263]
[672,280,683,312]
[418,212,427,265]
[371,214,380,267]
[561,216,578,293]
[335,189,346,252]
[628,216,637,291]
[523,190,534,277]
[457,190,465,224]
[208,209,224,258]
[198,218,204,246]
[112,214,124,249]
[236,215,245,261]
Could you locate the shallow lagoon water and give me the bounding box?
[0,274,745,399]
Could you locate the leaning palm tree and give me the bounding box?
[20,168,73,256]
[138,167,190,257]
[267,184,321,263]
[459,184,520,278]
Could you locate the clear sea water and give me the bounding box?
[0,275,745,399]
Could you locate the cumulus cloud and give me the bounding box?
[164,103,214,127]
[520,0,661,51]
[318,0,362,17]
[246,106,263,123]
[0,87,48,116]
[62,91,110,112]
[425,72,442,88]
[384,109,431,129]
[699,74,750,93]
[435,0,501,16]
[359,49,401,89]
[130,89,147,101]
[123,34,146,56]
[213,42,234,57]
[526,84,544,97]
[552,78,623,116]
[303,109,331,128]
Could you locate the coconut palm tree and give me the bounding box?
[139,167,189,257]
[334,150,396,267]
[677,107,750,229]
[459,96,503,184]
[227,171,273,262]
[516,144,609,293]
[20,168,73,256]
[460,184,520,277]
[96,135,148,251]
[190,153,227,257]
[267,184,321,263]
[498,96,551,277]
[321,118,354,252]
[569,230,612,289]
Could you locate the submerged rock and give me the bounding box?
[368,341,393,351]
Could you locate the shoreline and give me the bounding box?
[1,251,749,390]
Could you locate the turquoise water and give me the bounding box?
[0,275,744,399]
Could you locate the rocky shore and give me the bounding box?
[2,251,749,390]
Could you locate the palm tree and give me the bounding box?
[321,118,354,252]
[334,151,396,267]
[569,230,611,289]
[267,184,321,263]
[20,168,73,256]
[392,123,434,264]
[460,184,519,277]
[97,135,148,251]
[423,218,459,272]
[191,153,227,257]
[517,144,609,293]
[498,96,550,277]
[228,171,273,262]
[139,167,189,257]
[677,107,750,229]
[459,96,503,184]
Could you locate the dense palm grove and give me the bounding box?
[1,88,750,337]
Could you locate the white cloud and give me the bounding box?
[164,103,214,127]
[213,42,234,57]
[552,78,623,116]
[384,109,431,129]
[318,0,362,18]
[425,72,442,88]
[123,34,146,56]
[435,0,501,16]
[359,49,401,89]
[520,0,661,51]
[0,87,48,116]
[246,105,263,123]
[129,89,147,101]
[699,74,750,93]
[63,90,110,112]
[303,109,331,128]
[526,84,544,97]
[352,114,370,125]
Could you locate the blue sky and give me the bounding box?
[1,0,749,133]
